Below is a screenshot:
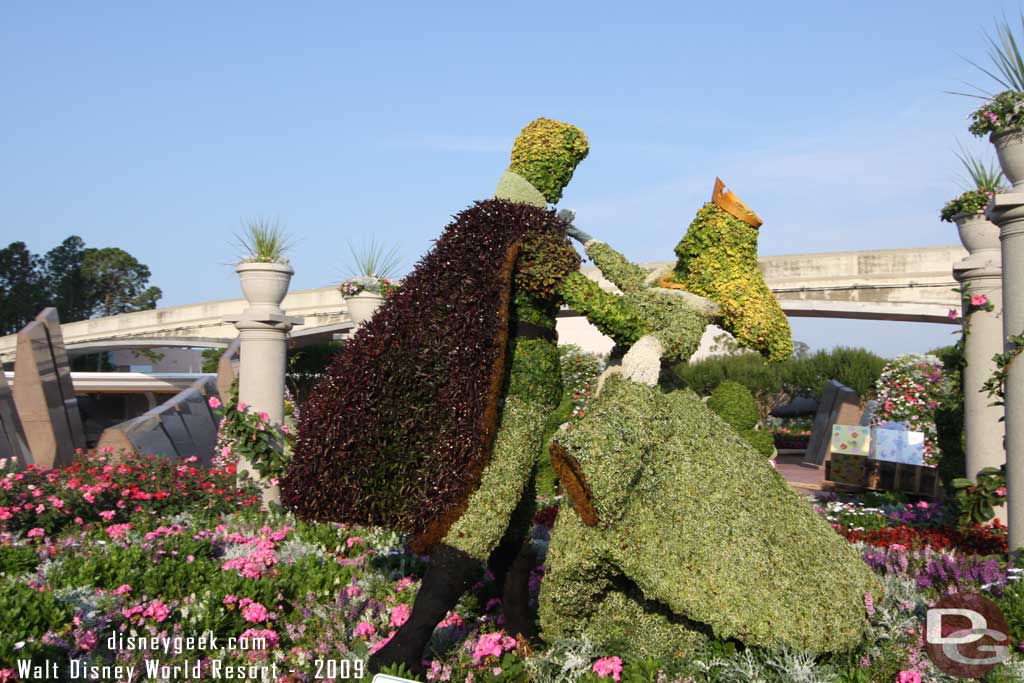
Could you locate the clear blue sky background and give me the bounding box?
[1,1,1015,357]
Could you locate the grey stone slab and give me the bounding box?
[35,308,86,450]
[802,380,861,468]
[0,371,32,467]
[159,411,198,459]
[125,416,178,460]
[12,321,76,467]
[177,393,218,466]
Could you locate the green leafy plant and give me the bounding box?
[213,388,294,484]
[951,465,1007,526]
[235,218,295,264]
[941,189,993,222]
[957,140,1006,190]
[983,330,1024,411]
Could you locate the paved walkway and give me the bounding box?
[775,452,830,495]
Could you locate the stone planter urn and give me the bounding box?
[993,130,1024,190]
[235,261,294,317]
[345,291,384,326]
[954,212,1002,254]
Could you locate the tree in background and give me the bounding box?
[0,242,45,335]
[0,237,161,333]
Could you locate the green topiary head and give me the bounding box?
[706,379,759,430]
[509,118,589,204]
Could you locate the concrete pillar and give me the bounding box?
[989,194,1024,552]
[226,266,303,508]
[952,256,1005,522]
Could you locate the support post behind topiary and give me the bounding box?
[953,246,1006,522]
[225,265,303,508]
[989,192,1024,552]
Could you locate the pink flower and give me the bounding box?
[985,110,999,124]
[346,536,364,549]
[223,594,238,605]
[369,631,395,655]
[354,621,376,638]
[971,294,988,307]
[259,411,270,422]
[948,308,960,320]
[241,601,269,623]
[471,631,517,664]
[997,486,1007,497]
[592,656,624,681]
[896,672,922,683]
[26,527,45,538]
[390,604,412,628]
[112,584,133,596]
[208,396,222,409]
[142,600,171,622]
[99,510,116,521]
[105,523,132,540]
[237,402,248,412]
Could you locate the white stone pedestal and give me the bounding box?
[226,308,303,507]
[988,193,1024,551]
[952,253,1005,522]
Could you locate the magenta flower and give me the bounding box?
[948,308,960,320]
[389,604,412,628]
[354,621,376,638]
[208,396,222,409]
[896,671,922,683]
[592,656,624,681]
[970,294,988,307]
[241,601,270,623]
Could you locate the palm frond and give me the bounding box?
[960,13,1024,95]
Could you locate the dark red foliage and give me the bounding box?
[835,520,1008,556]
[532,505,559,529]
[282,199,573,550]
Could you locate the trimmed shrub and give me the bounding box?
[671,203,792,362]
[283,199,576,550]
[740,427,776,457]
[541,375,879,657]
[706,380,758,430]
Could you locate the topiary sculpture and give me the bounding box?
[283,117,714,675]
[666,178,793,363]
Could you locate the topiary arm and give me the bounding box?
[557,271,649,347]
[584,241,648,294]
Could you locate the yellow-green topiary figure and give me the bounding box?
[669,179,793,363]
[509,118,590,204]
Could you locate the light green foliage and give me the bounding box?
[494,170,549,208]
[509,118,590,204]
[507,337,564,408]
[673,203,792,362]
[558,271,648,347]
[541,376,880,657]
[740,428,776,457]
[586,241,647,293]
[623,289,709,363]
[443,398,547,560]
[707,380,759,430]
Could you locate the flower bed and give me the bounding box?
[1,455,1023,682]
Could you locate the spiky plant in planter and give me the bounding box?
[940,143,1005,223]
[960,14,1024,188]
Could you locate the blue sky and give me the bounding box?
[0,1,1014,356]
